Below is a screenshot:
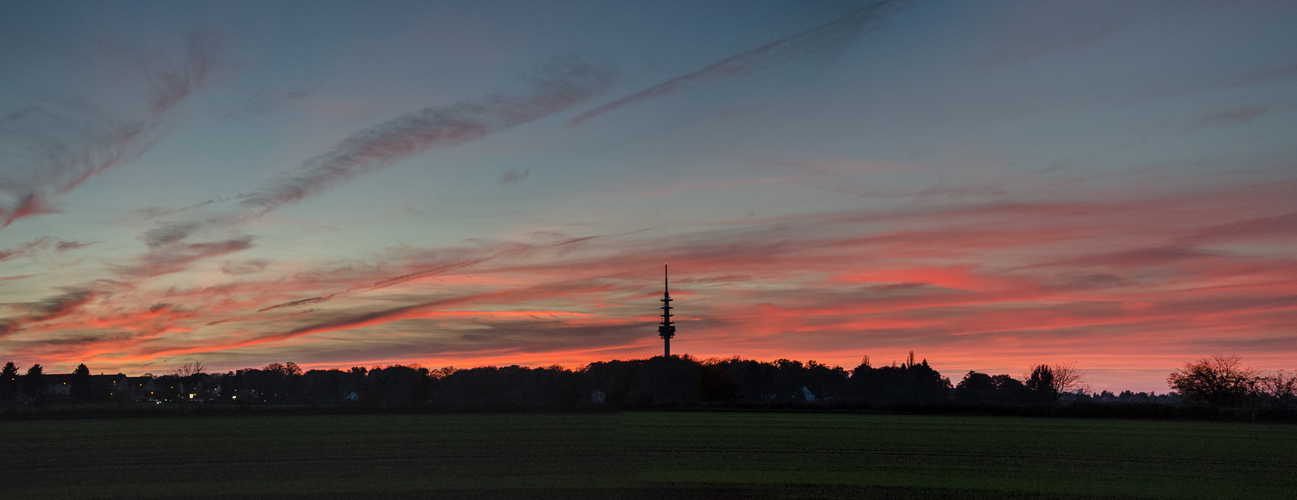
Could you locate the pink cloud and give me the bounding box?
[7,179,1295,391]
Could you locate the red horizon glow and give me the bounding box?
[4,181,1294,393]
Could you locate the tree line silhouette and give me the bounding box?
[2,353,1294,416]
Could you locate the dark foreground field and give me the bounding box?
[1,412,1293,499]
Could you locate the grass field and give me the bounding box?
[1,411,1294,499]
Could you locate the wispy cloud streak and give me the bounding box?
[1,288,97,337]
[0,236,92,262]
[85,55,612,286]
[114,222,254,278]
[255,233,602,312]
[143,34,217,118]
[1185,105,1275,132]
[239,55,617,213]
[0,34,216,229]
[567,1,906,127]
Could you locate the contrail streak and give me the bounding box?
[568,1,907,127]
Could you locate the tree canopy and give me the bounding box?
[1167,355,1257,407]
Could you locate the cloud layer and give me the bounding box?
[5,179,1294,391]
[0,34,216,228]
[241,55,618,213]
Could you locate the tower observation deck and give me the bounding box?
[658,264,676,357]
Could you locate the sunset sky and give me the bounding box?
[3,1,1295,392]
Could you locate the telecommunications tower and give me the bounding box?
[658,264,676,357]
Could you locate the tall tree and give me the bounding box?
[954,371,997,404]
[1050,362,1087,396]
[1,361,18,401]
[1025,364,1056,399]
[1026,363,1087,406]
[71,363,93,401]
[23,364,45,399]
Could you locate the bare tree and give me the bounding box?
[170,361,206,378]
[1257,370,1296,408]
[1167,355,1257,407]
[1051,362,1088,395]
[1026,362,1088,406]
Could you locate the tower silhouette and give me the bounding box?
[658,264,676,357]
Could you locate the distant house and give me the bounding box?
[225,388,258,402]
[590,389,606,404]
[124,376,161,401]
[92,374,128,399]
[44,374,73,397]
[802,386,816,402]
[344,391,359,401]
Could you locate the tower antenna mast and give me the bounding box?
[658,264,676,357]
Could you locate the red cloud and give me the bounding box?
[7,179,1295,392]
